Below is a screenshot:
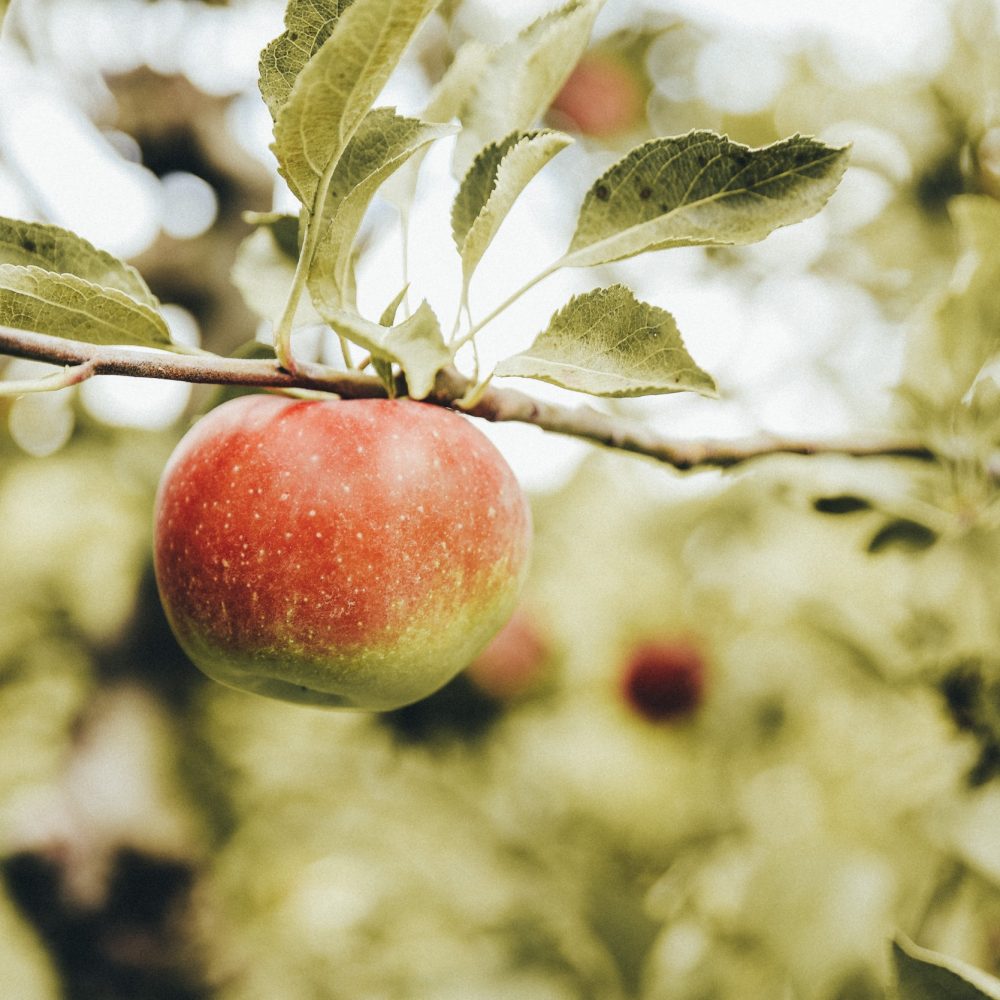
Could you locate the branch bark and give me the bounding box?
[0,326,935,472]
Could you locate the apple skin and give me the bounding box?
[153,395,532,710]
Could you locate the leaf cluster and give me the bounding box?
[0,0,849,412]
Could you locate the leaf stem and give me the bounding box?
[0,359,98,396]
[453,260,560,350]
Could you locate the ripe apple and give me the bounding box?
[153,395,532,710]
[620,639,705,723]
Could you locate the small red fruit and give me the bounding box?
[465,608,548,700]
[620,640,705,723]
[153,395,532,710]
[550,51,645,138]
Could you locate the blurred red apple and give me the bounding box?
[620,639,705,723]
[550,50,645,137]
[153,395,532,710]
[465,608,548,700]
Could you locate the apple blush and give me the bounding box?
[153,395,532,710]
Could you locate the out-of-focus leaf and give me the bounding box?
[453,0,601,175]
[561,131,850,268]
[0,264,172,348]
[867,519,938,555]
[902,196,1000,406]
[452,129,571,292]
[259,0,354,120]
[0,217,157,307]
[382,40,492,213]
[894,937,1000,999]
[494,284,716,397]
[308,109,456,308]
[322,300,451,399]
[271,0,440,209]
[232,228,322,327]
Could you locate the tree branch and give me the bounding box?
[0,325,935,472]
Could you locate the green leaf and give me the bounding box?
[902,195,1000,406]
[0,264,173,349]
[0,217,157,307]
[867,519,938,555]
[813,495,873,515]
[232,227,323,328]
[271,0,441,210]
[382,39,492,213]
[453,0,601,175]
[494,284,716,398]
[379,285,409,326]
[894,937,1000,999]
[322,301,452,399]
[452,129,572,292]
[259,0,354,120]
[308,108,456,308]
[560,131,850,269]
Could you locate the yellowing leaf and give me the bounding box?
[0,264,173,349]
[495,284,716,398]
[452,129,571,292]
[562,131,850,268]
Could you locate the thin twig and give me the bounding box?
[0,325,936,472]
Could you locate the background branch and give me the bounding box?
[0,325,935,472]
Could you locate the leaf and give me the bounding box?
[452,129,572,291]
[308,109,456,308]
[259,0,354,120]
[232,227,323,328]
[813,495,873,515]
[322,300,452,399]
[0,264,173,349]
[379,285,409,326]
[902,195,1000,406]
[271,0,441,210]
[382,39,492,212]
[494,284,716,398]
[0,217,157,307]
[894,937,1000,999]
[453,0,601,176]
[867,519,938,555]
[560,131,850,269]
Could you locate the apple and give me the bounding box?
[465,608,549,701]
[620,640,705,723]
[549,50,646,138]
[153,395,532,710]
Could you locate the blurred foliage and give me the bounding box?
[2,0,1000,998]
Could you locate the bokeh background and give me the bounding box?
[1,0,1000,997]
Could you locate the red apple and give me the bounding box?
[620,640,705,723]
[153,395,532,710]
[465,608,548,700]
[550,51,646,138]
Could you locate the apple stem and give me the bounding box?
[0,324,943,474]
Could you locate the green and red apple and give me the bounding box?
[153,395,532,710]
